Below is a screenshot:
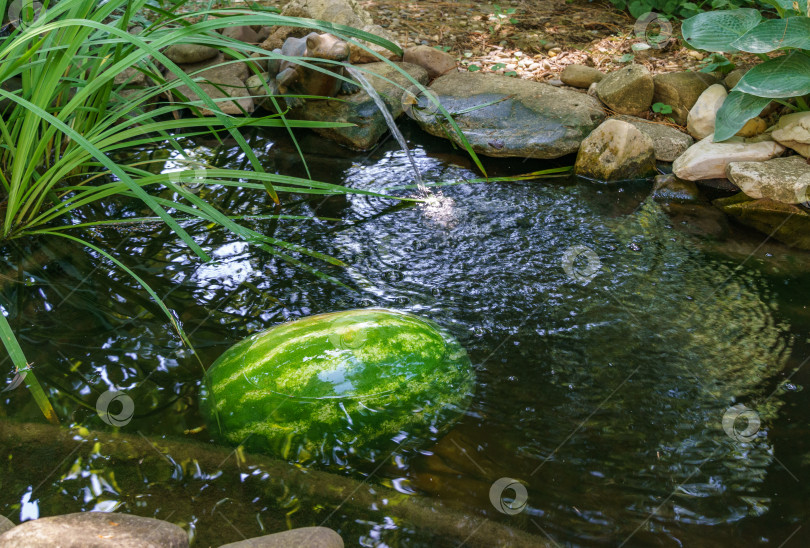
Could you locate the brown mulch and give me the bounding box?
[358,0,712,80]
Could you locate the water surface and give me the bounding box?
[2,124,810,546]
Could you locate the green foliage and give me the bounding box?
[652,102,673,114]
[604,0,777,19]
[0,0,470,421]
[698,52,736,73]
[683,4,810,139]
[487,3,519,35]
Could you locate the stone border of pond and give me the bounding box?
[0,419,550,547]
[99,0,810,247]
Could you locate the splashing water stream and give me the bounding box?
[346,66,428,195]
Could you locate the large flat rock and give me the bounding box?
[414,72,606,159]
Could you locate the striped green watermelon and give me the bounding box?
[199,308,475,464]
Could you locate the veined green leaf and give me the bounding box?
[714,90,772,141]
[758,0,804,17]
[731,16,810,53]
[681,9,761,52]
[734,51,810,98]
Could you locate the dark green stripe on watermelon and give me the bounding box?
[199,308,475,465]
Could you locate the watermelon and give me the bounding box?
[199,308,475,464]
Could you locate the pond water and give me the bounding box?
[2,123,810,546]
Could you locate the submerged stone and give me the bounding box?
[714,193,810,249]
[0,512,188,547]
[415,72,605,158]
[199,309,475,465]
[218,527,343,548]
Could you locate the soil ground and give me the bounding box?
[202,0,762,127]
[359,0,707,79]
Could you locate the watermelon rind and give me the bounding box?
[199,308,475,465]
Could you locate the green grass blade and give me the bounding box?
[0,310,59,424]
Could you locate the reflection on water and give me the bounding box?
[2,124,810,546]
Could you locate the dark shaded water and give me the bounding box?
[2,124,810,546]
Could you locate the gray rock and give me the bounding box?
[284,62,429,150]
[652,71,718,125]
[0,512,188,548]
[165,53,253,116]
[560,64,604,89]
[595,64,654,116]
[726,155,810,204]
[403,45,456,79]
[114,65,149,87]
[218,527,343,548]
[245,72,276,109]
[652,173,701,202]
[260,0,400,64]
[687,84,727,139]
[256,26,272,43]
[0,517,13,535]
[574,119,657,181]
[417,71,606,159]
[222,25,260,43]
[771,111,810,157]
[612,114,693,162]
[164,44,219,65]
[724,67,748,89]
[673,135,785,181]
[714,193,810,249]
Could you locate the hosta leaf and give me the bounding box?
[734,52,810,97]
[714,91,772,142]
[758,0,804,17]
[682,9,762,52]
[731,17,810,53]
